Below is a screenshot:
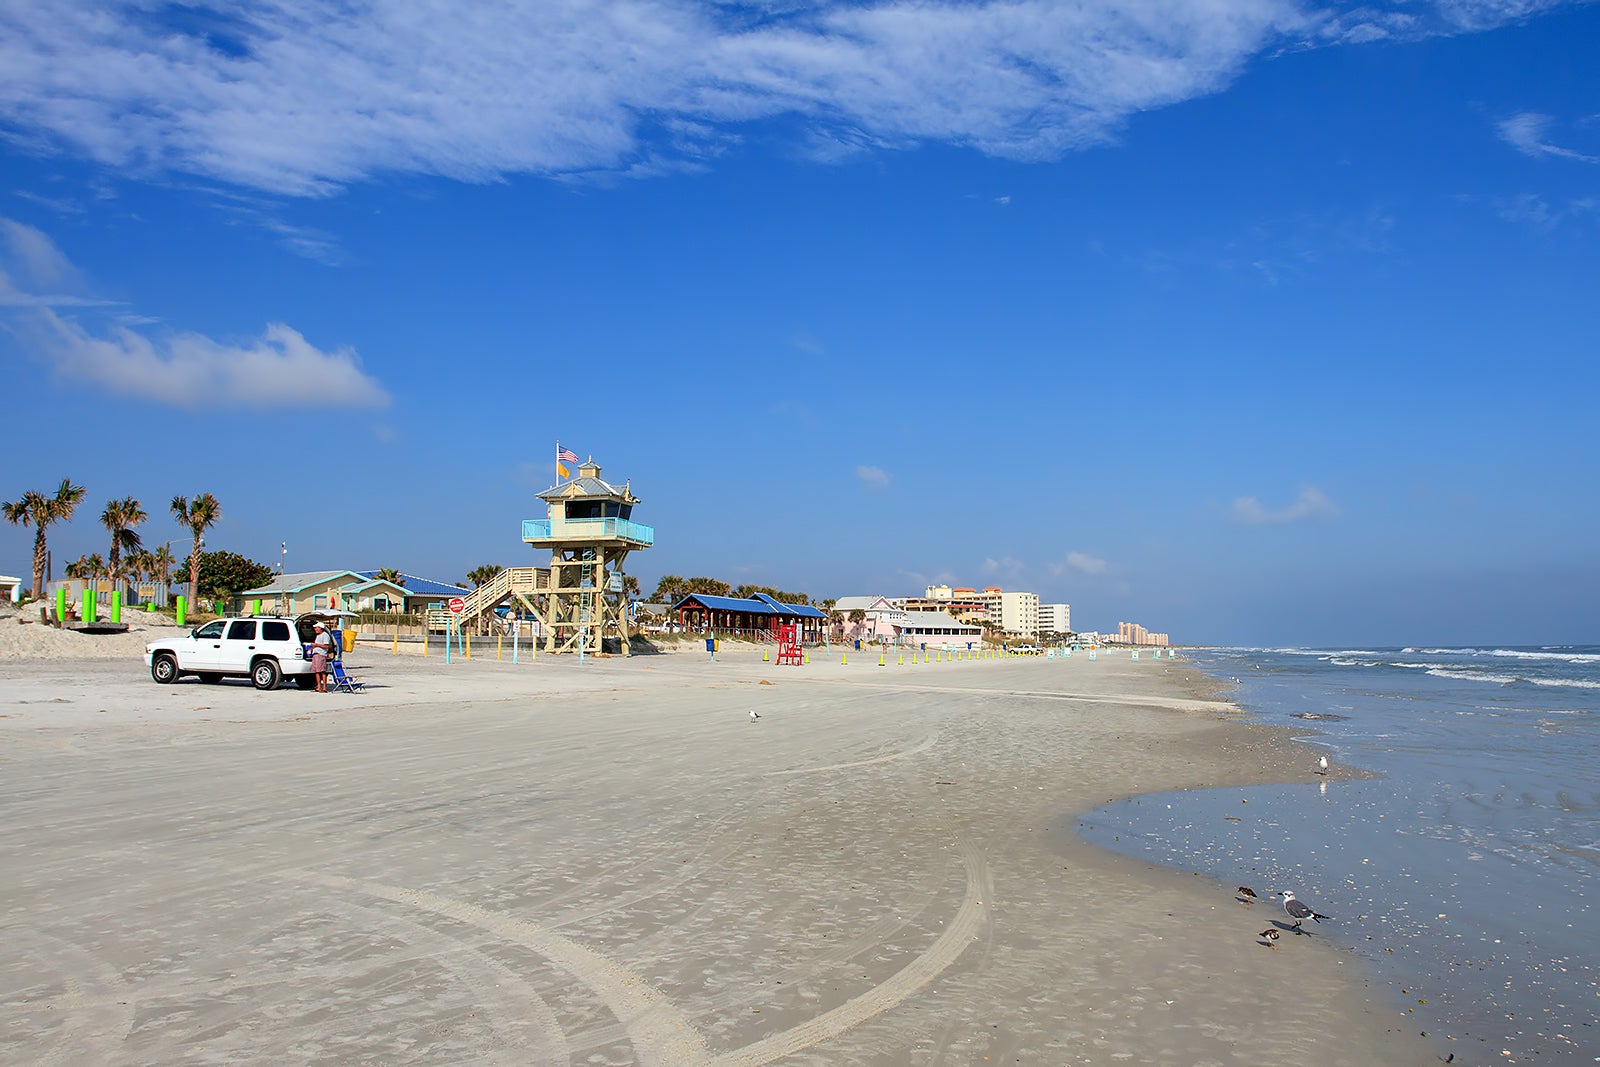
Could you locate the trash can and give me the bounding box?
[342,628,357,652]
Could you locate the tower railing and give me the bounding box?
[522,517,655,545]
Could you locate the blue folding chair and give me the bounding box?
[329,659,365,693]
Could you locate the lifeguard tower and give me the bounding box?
[522,458,652,655]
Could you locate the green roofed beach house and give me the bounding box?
[235,570,417,617]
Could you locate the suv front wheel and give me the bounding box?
[151,653,179,684]
[251,659,281,690]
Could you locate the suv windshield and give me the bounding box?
[195,621,226,639]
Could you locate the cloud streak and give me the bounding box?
[1050,551,1108,576]
[28,311,389,411]
[856,464,891,490]
[1497,112,1599,164]
[1231,486,1339,524]
[1,217,388,409]
[0,0,1572,197]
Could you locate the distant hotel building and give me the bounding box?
[1116,621,1170,647]
[1037,602,1071,636]
[918,584,1039,637]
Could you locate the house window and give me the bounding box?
[374,596,389,612]
[313,595,328,610]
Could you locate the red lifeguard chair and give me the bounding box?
[775,623,804,665]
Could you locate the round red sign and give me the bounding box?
[448,596,466,614]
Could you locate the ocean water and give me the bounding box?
[1076,646,1600,1063]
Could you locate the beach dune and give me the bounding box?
[0,646,1436,1064]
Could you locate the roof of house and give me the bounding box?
[339,578,407,595]
[358,571,469,597]
[671,593,827,619]
[833,595,893,613]
[240,569,367,595]
[893,610,982,630]
[748,593,828,619]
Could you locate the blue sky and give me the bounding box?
[2,0,1597,646]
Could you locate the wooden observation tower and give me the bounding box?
[523,458,652,655]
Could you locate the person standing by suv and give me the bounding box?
[311,621,334,692]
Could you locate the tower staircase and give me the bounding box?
[425,567,549,634]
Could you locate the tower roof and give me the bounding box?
[537,458,639,504]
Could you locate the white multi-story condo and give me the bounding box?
[969,587,1039,636]
[1037,602,1071,635]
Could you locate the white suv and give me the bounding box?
[144,611,353,690]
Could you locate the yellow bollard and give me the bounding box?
[842,652,848,665]
[466,632,472,660]
[763,648,769,662]
[393,629,398,655]
[498,634,503,660]
[803,653,809,664]
[423,630,428,657]
[898,651,904,665]
[878,651,885,666]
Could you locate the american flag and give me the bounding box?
[557,446,578,462]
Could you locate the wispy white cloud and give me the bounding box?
[27,311,389,410]
[0,218,112,307]
[981,555,1024,577]
[1497,112,1600,164]
[855,464,891,490]
[1050,551,1108,576]
[0,0,1571,197]
[1231,486,1339,524]
[2,217,388,408]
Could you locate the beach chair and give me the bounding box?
[329,659,365,693]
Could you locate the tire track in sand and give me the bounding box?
[289,870,710,1067]
[710,837,993,1066]
[7,931,137,1067]
[762,732,939,777]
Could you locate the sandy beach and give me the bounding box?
[0,634,1442,1065]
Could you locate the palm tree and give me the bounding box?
[3,478,88,599]
[65,553,105,582]
[170,493,221,605]
[466,564,504,588]
[101,496,147,584]
[147,543,177,589]
[375,567,407,587]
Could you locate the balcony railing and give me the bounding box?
[522,517,655,545]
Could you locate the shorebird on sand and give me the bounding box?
[1280,890,1332,931]
[1318,755,1329,775]
[1258,928,1281,948]
[749,710,760,721]
[1237,886,1258,903]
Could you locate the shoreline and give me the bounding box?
[0,644,1441,1063]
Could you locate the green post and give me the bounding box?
[252,598,261,617]
[111,590,122,624]
[84,588,97,623]
[175,595,187,626]
[55,587,66,624]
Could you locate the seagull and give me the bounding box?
[1318,755,1329,775]
[749,710,760,721]
[1237,886,1258,902]
[1258,928,1281,948]
[1280,890,1332,930]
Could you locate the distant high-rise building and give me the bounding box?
[1038,602,1071,635]
[1115,621,1169,646]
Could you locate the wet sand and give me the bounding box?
[0,645,1440,1064]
